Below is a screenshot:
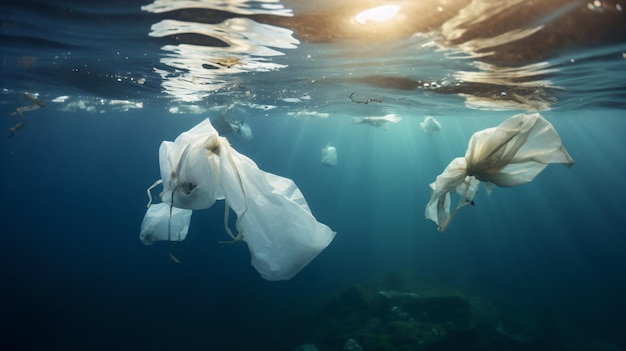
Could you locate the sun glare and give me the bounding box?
[355,5,401,25]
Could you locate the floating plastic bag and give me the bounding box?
[351,114,401,130]
[158,119,223,210]
[420,116,441,135]
[425,113,574,232]
[321,143,337,167]
[226,119,253,140]
[141,118,336,280]
[140,203,192,245]
[239,122,253,140]
[217,135,336,280]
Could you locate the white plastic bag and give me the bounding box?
[420,116,441,135]
[140,203,192,245]
[141,118,336,280]
[426,113,574,232]
[218,139,336,280]
[321,143,337,167]
[351,114,401,130]
[158,119,223,210]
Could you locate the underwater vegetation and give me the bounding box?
[305,272,499,351]
[300,271,620,351]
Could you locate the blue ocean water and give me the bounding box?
[1,1,626,350]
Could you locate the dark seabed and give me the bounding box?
[1,0,626,350]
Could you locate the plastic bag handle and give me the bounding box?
[146,179,163,208]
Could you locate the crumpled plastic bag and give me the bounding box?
[218,139,335,280]
[158,120,223,210]
[425,113,574,232]
[140,203,192,245]
[420,116,441,135]
[142,118,336,280]
[321,143,337,166]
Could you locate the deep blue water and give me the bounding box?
[2,1,626,350]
